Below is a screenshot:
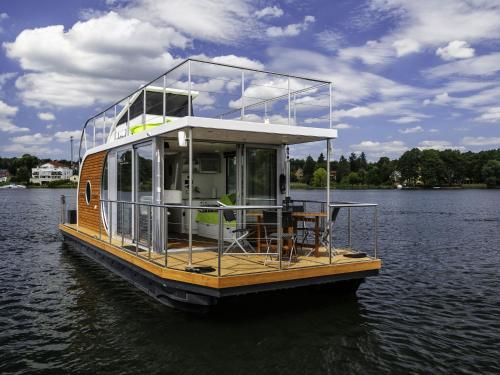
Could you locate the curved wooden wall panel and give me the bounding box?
[78,151,106,232]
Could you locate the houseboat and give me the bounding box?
[59,59,381,310]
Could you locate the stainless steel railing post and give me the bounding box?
[60,195,65,224]
[164,207,168,268]
[99,201,102,240]
[135,203,139,256]
[218,209,223,277]
[348,207,352,249]
[108,201,112,244]
[121,202,124,248]
[148,205,151,259]
[374,206,378,259]
[277,207,282,270]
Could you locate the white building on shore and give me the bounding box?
[30,162,73,184]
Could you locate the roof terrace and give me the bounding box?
[79,58,333,160]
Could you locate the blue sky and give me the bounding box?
[1,0,500,161]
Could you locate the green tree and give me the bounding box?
[359,152,368,171]
[316,153,326,169]
[481,160,500,187]
[420,149,446,187]
[366,166,382,185]
[440,149,464,185]
[399,148,422,186]
[342,171,361,185]
[311,167,327,187]
[336,155,350,182]
[376,157,394,184]
[302,155,316,185]
[349,152,359,172]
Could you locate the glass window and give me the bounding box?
[225,152,236,195]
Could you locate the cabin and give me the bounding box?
[59,59,381,310]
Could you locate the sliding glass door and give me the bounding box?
[245,147,277,205]
[135,142,153,246]
[117,149,133,238]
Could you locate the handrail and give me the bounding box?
[99,198,281,211]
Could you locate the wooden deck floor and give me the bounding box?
[60,223,381,288]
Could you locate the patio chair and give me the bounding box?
[218,201,255,254]
[262,210,297,266]
[319,207,341,253]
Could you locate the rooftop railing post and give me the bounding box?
[329,82,333,129]
[114,105,117,137]
[92,119,96,148]
[241,70,245,120]
[162,74,166,124]
[277,207,282,270]
[288,77,291,125]
[327,139,331,264]
[142,88,147,131]
[293,93,296,125]
[127,96,131,136]
[188,60,192,116]
[102,112,106,144]
[218,209,223,277]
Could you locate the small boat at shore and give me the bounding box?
[0,183,26,189]
[59,59,381,311]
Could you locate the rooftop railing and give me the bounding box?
[78,58,333,162]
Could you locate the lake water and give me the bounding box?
[1,188,499,374]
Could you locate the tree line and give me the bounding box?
[291,148,500,188]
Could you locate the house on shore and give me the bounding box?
[30,162,73,185]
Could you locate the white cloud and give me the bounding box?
[418,140,459,150]
[393,39,420,57]
[339,40,394,65]
[54,130,82,142]
[423,92,451,106]
[0,100,29,133]
[436,40,475,61]
[316,30,343,52]
[350,140,408,157]
[266,15,315,38]
[122,0,260,44]
[474,106,500,123]
[390,115,426,124]
[2,143,61,157]
[425,52,500,78]
[398,126,424,134]
[254,6,283,19]
[0,72,16,87]
[38,112,55,121]
[462,136,500,146]
[4,11,186,107]
[429,128,439,133]
[340,1,500,66]
[11,133,52,145]
[332,123,352,129]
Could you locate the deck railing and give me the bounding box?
[78,58,333,163]
[60,197,379,277]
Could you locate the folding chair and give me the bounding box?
[263,210,297,266]
[218,202,254,254]
[319,207,341,253]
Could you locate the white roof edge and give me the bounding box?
[84,116,337,159]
